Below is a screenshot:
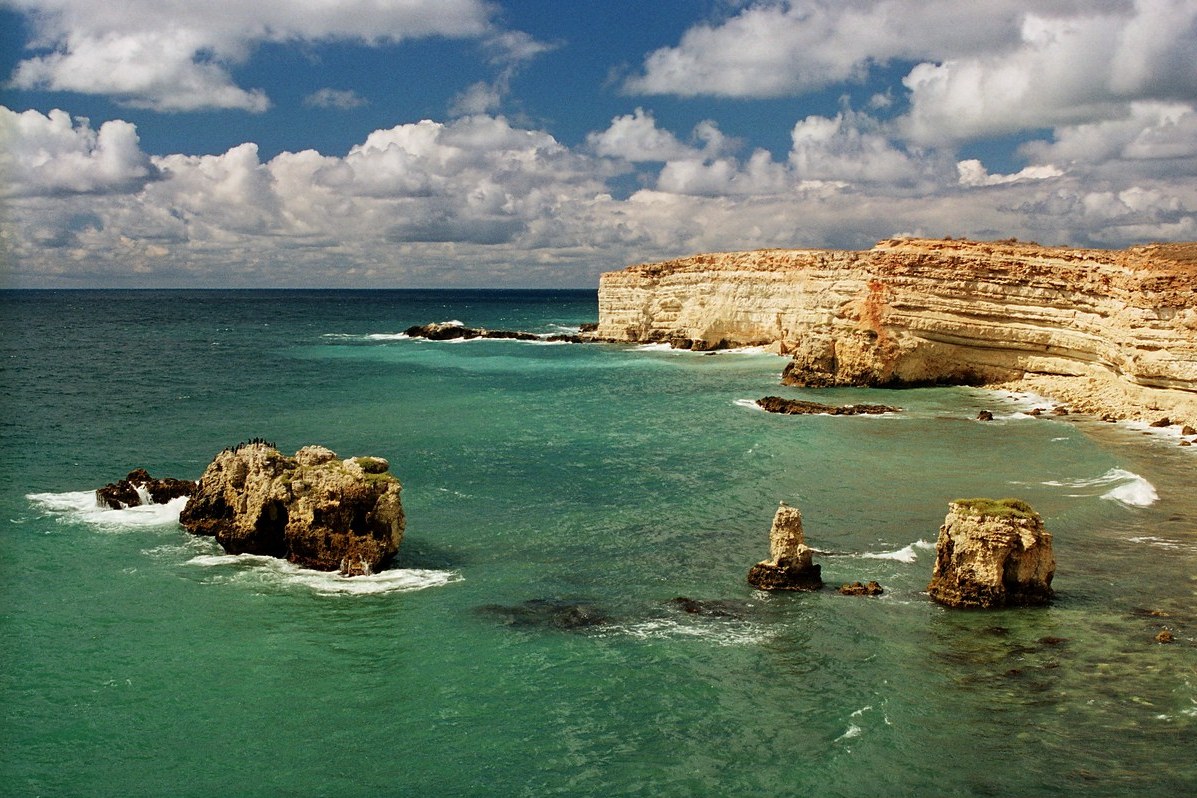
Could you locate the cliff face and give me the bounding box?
[596,238,1197,425]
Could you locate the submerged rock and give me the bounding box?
[179,443,405,576]
[667,597,748,618]
[756,396,899,416]
[96,468,195,509]
[475,598,610,631]
[927,499,1055,609]
[977,410,994,421]
[747,502,823,591]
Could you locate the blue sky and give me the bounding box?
[1,0,1195,287]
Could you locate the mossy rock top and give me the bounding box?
[950,497,1039,520]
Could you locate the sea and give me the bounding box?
[1,289,1194,797]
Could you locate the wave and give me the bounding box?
[855,539,935,564]
[1042,468,1158,507]
[185,552,460,596]
[733,398,765,411]
[610,618,772,646]
[26,490,187,530]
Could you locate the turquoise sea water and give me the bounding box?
[1,289,1195,797]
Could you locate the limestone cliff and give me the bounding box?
[595,238,1197,426]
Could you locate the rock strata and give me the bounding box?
[179,443,405,576]
[96,468,195,509]
[747,502,823,591]
[756,396,899,416]
[596,238,1197,426]
[927,499,1055,609]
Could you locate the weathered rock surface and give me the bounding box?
[596,238,1197,426]
[179,443,405,576]
[747,502,823,591]
[839,581,884,596]
[927,499,1055,609]
[755,396,899,416]
[96,468,196,509]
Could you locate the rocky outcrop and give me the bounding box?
[596,238,1197,426]
[179,443,405,576]
[404,321,585,343]
[755,396,899,416]
[747,502,823,591]
[927,499,1055,609]
[96,468,195,509]
[839,581,884,596]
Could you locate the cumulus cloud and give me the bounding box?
[0,106,159,196]
[4,104,1195,287]
[303,89,368,110]
[626,0,1197,148]
[4,0,494,111]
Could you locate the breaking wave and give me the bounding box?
[26,490,187,530]
[1042,468,1158,507]
[610,618,772,647]
[856,539,936,564]
[185,553,460,596]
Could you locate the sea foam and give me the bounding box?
[1043,468,1158,507]
[27,490,187,530]
[857,539,936,563]
[186,552,460,596]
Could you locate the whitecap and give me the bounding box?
[613,618,771,646]
[633,343,676,352]
[733,398,765,411]
[185,553,460,596]
[1042,468,1158,507]
[364,332,411,341]
[856,539,935,564]
[835,724,863,742]
[27,490,187,530]
[1127,536,1197,552]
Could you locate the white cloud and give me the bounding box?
[4,0,494,111]
[0,106,158,196]
[303,89,368,110]
[3,105,1195,287]
[587,108,710,162]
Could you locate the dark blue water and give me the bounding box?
[2,290,1195,797]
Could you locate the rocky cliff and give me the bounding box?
[595,238,1197,426]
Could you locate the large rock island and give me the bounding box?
[180,443,405,576]
[594,238,1197,426]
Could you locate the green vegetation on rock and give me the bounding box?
[950,497,1038,519]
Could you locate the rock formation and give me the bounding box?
[755,396,899,416]
[839,581,884,596]
[179,443,405,576]
[927,499,1055,609]
[96,468,195,509]
[595,238,1197,426]
[404,321,584,343]
[747,502,823,591]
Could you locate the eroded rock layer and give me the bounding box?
[596,238,1197,426]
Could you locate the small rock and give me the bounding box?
[1181,440,1192,447]
[1101,414,1119,423]
[747,502,823,591]
[839,581,884,596]
[1051,406,1070,416]
[1028,408,1044,416]
[977,410,994,421]
[1149,417,1172,428]
[1182,425,1196,436]
[1156,630,1174,644]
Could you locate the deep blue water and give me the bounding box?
[2,289,1194,797]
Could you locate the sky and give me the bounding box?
[1,0,1195,288]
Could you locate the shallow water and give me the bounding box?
[2,290,1194,797]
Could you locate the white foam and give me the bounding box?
[857,539,935,564]
[835,724,863,742]
[733,398,765,411]
[27,490,187,530]
[1043,468,1158,507]
[365,332,410,341]
[1128,536,1197,552]
[613,618,771,646]
[633,343,675,352]
[186,553,460,596]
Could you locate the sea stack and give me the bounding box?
[179,442,405,576]
[927,499,1055,608]
[747,502,823,591]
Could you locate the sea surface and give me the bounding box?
[1,289,1194,797]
